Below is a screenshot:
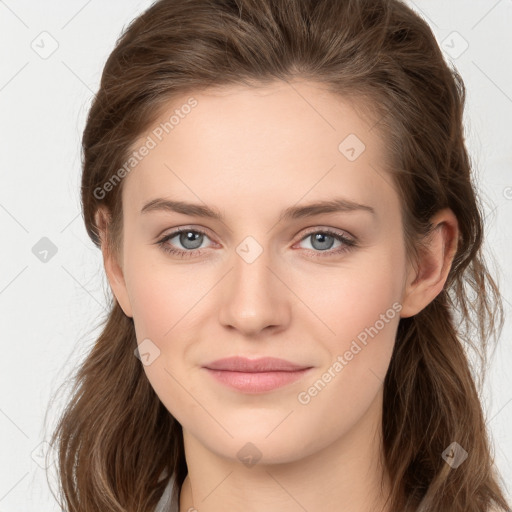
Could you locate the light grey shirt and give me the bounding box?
[155,478,179,512]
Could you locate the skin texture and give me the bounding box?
[97,80,459,512]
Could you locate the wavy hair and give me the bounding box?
[48,0,510,510]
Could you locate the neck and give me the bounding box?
[179,390,391,512]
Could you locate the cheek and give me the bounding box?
[311,245,404,393]
[125,255,204,342]
[318,245,405,339]
[125,261,203,425]
[292,273,401,451]
[319,281,399,393]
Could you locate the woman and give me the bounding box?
[48,0,511,511]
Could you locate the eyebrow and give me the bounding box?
[140,197,375,221]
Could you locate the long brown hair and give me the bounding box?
[47,0,510,510]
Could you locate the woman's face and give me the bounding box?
[108,81,412,464]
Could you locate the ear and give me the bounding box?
[400,208,459,318]
[95,207,133,318]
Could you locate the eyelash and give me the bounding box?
[156,227,357,259]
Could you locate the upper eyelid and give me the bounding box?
[298,226,354,240]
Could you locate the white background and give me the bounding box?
[1,0,511,509]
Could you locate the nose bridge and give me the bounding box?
[217,234,290,334]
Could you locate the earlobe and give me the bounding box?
[400,208,459,318]
[94,208,133,318]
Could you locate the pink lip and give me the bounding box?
[203,357,312,393]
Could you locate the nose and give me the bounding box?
[217,242,291,337]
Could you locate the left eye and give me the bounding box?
[294,229,357,258]
[297,231,350,252]
[156,228,356,258]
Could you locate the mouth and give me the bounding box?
[202,356,313,393]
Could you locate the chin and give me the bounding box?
[195,422,322,467]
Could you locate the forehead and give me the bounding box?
[122,81,396,218]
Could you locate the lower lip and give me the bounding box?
[204,368,312,393]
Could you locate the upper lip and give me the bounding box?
[203,356,310,372]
